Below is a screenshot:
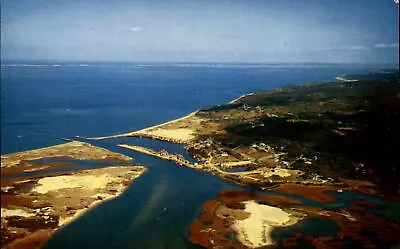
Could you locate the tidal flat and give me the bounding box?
[1,141,146,249]
[189,189,400,249]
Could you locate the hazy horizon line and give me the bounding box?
[1,59,399,66]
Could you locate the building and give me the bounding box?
[159,149,168,156]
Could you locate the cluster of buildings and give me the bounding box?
[310,173,334,183]
[159,149,168,156]
[248,121,265,129]
[157,149,189,166]
[251,142,272,151]
[189,138,233,161]
[297,154,315,166]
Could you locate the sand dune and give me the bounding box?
[233,200,299,248]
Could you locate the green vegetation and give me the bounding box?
[215,70,399,192]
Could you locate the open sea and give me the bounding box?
[1,63,397,249]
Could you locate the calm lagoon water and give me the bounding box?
[1,63,394,249]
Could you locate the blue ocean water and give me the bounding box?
[1,63,396,249]
[1,63,380,154]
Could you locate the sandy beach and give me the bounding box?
[232,200,298,248]
[83,111,199,142]
[1,140,145,249]
[83,93,255,143]
[1,140,133,169]
[1,166,147,249]
[82,92,257,143]
[189,190,306,249]
[228,92,255,104]
[335,76,359,82]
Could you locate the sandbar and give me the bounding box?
[83,111,199,142]
[1,140,132,169]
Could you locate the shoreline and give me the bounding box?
[228,92,255,104]
[81,93,256,142]
[189,188,400,249]
[1,166,147,248]
[3,70,399,249]
[1,140,146,248]
[80,93,256,143]
[335,76,359,82]
[79,75,352,144]
[101,75,400,199]
[80,110,199,141]
[118,144,199,169]
[0,140,132,168]
[117,144,344,191]
[57,166,148,226]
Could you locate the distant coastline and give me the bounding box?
[228,93,255,104]
[335,76,359,82]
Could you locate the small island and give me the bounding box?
[189,189,400,249]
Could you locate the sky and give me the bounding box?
[1,0,399,63]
